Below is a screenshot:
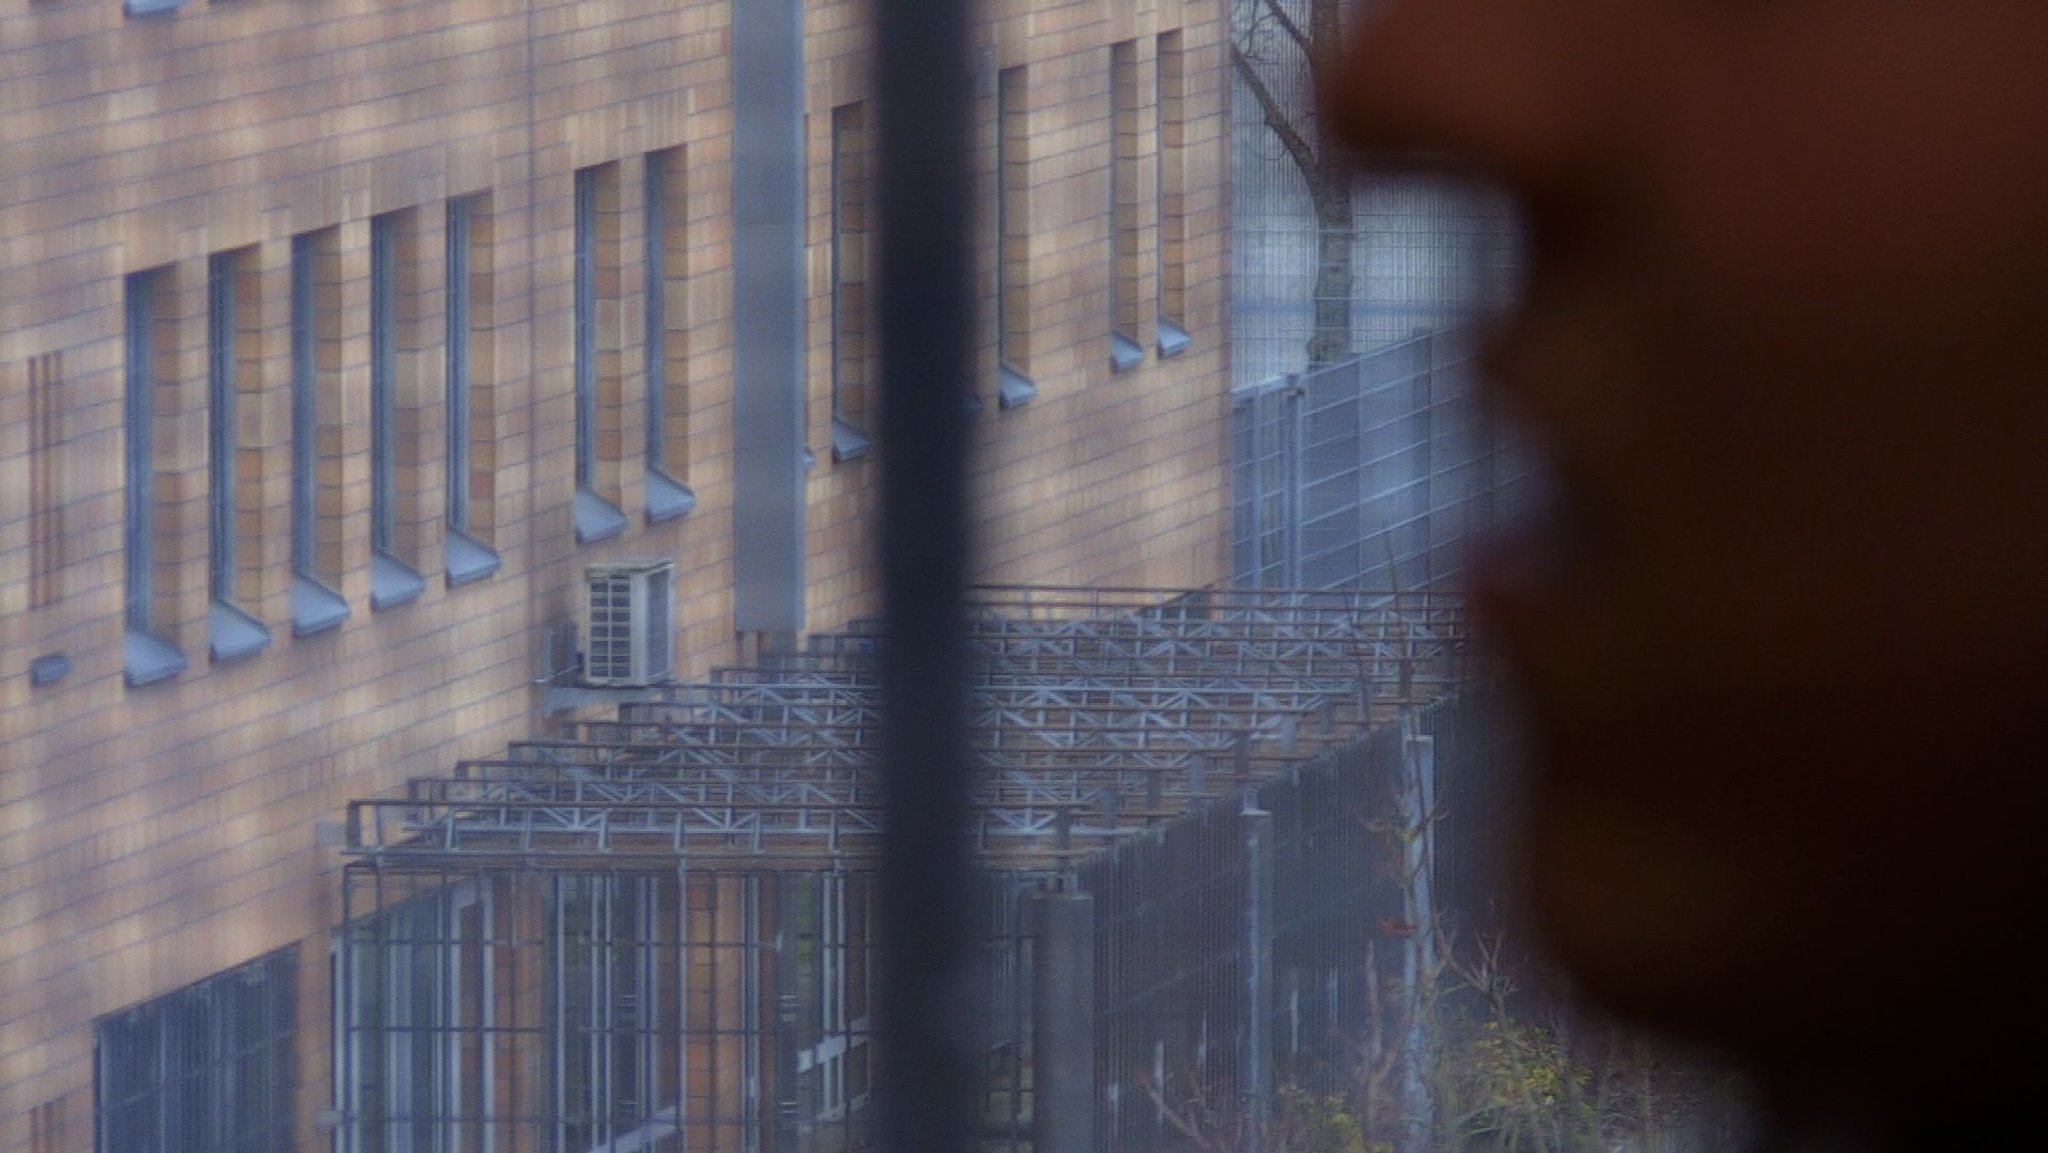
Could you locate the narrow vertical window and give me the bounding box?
[574,171,597,490]
[445,195,502,584]
[831,103,874,462]
[28,351,71,686]
[125,272,158,635]
[368,212,425,607]
[445,200,472,535]
[290,237,316,580]
[290,230,349,635]
[574,164,628,542]
[370,214,397,555]
[29,352,65,610]
[1109,40,1145,373]
[208,255,237,602]
[1155,30,1192,357]
[644,148,696,521]
[123,268,187,686]
[207,250,270,661]
[996,66,1036,407]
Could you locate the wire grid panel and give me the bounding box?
[975,875,1044,1153]
[1262,735,1400,1087]
[1083,798,1252,1153]
[93,946,299,1153]
[334,866,880,1153]
[333,588,1478,1153]
[333,740,1412,1153]
[1234,330,1534,592]
[1233,377,1302,587]
[1229,35,1524,389]
[1068,728,1400,1153]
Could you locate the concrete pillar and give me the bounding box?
[730,0,807,635]
[1033,886,1097,1153]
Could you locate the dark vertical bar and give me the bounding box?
[370,214,397,551]
[873,1,977,1153]
[447,198,472,531]
[208,253,236,601]
[644,160,668,469]
[124,269,156,633]
[572,171,597,491]
[289,237,316,575]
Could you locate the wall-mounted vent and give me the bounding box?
[584,561,675,686]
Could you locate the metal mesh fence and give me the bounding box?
[1234,331,1538,591]
[1058,694,1519,1153]
[1077,730,1397,1153]
[1229,27,1523,390]
[334,589,1475,1153]
[93,947,299,1153]
[336,867,872,1153]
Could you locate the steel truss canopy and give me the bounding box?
[343,585,1470,870]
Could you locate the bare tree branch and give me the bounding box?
[1235,0,1359,363]
[1306,0,1345,92]
[1229,42,1319,185]
[1256,0,1313,61]
[1136,1073,1234,1153]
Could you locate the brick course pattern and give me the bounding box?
[0,0,1228,1148]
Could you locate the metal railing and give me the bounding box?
[334,587,1475,1153]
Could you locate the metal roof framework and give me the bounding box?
[343,586,1470,872]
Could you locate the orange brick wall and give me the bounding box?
[801,0,1232,631]
[966,0,1232,593]
[0,0,1228,1148]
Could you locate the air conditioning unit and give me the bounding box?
[583,561,676,686]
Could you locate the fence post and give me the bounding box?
[1241,802,1275,1153]
[1398,719,1440,1153]
[1033,882,1097,1153]
[1284,381,1303,588]
[774,874,806,1153]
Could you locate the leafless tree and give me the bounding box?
[1232,0,1358,365]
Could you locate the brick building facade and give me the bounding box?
[0,0,1229,1148]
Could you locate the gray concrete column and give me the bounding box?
[731,0,807,635]
[1033,886,1097,1153]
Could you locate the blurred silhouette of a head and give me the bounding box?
[1327,0,2048,1133]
